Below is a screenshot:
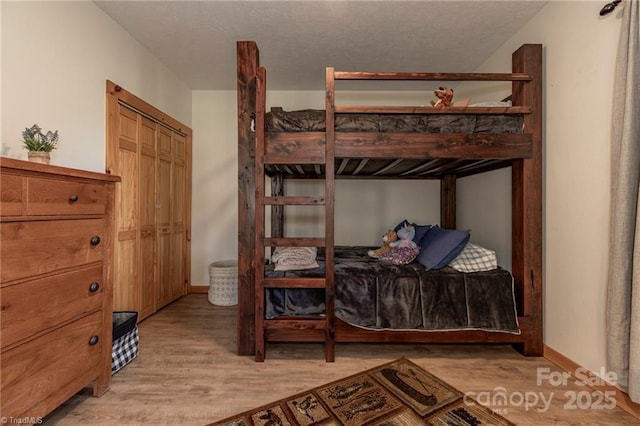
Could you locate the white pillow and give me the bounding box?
[272,246,319,271]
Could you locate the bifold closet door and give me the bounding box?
[156,127,187,309]
[112,103,187,321]
[157,127,173,309]
[113,106,157,321]
[171,133,186,302]
[113,105,141,315]
[138,116,158,319]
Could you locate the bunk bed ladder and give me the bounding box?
[253,66,336,362]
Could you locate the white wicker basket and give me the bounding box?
[208,260,238,306]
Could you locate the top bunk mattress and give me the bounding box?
[266,109,524,134]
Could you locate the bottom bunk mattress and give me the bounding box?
[265,246,520,334]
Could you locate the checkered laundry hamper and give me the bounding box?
[112,311,139,375]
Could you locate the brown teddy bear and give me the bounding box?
[368,229,398,258]
[430,86,454,109]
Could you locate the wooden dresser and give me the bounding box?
[0,157,119,419]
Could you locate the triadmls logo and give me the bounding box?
[463,367,619,415]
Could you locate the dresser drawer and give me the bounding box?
[0,173,24,216]
[1,311,103,418]
[0,219,105,283]
[1,265,103,349]
[27,177,106,216]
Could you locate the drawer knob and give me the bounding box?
[89,282,100,292]
[69,194,79,202]
[89,335,99,346]
[90,236,101,246]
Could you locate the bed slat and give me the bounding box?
[264,318,326,330]
[263,278,327,289]
[265,132,532,162]
[336,133,532,159]
[264,196,325,205]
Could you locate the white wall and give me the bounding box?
[468,1,623,373]
[191,90,239,285]
[1,1,192,172]
[458,168,512,270]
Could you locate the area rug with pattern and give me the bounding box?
[208,358,514,425]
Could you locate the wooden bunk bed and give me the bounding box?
[237,41,543,362]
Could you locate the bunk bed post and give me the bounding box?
[511,44,543,356]
[237,41,259,356]
[254,67,268,362]
[440,174,457,229]
[325,67,336,362]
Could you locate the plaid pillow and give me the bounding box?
[449,243,497,272]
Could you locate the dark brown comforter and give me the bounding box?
[266,109,524,134]
[265,246,520,333]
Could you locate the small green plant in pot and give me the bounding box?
[22,124,59,164]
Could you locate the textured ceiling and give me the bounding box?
[95,0,547,90]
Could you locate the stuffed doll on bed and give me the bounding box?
[379,224,420,265]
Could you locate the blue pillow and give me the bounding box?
[416,226,470,270]
[412,224,432,245]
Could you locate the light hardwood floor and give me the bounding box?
[45,295,638,425]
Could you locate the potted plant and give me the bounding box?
[21,124,59,164]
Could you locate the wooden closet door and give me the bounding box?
[171,133,186,301]
[113,108,157,321]
[156,127,173,309]
[113,105,139,312]
[138,117,157,319]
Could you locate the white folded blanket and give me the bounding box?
[272,247,318,271]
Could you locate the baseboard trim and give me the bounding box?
[189,285,208,294]
[544,344,640,420]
